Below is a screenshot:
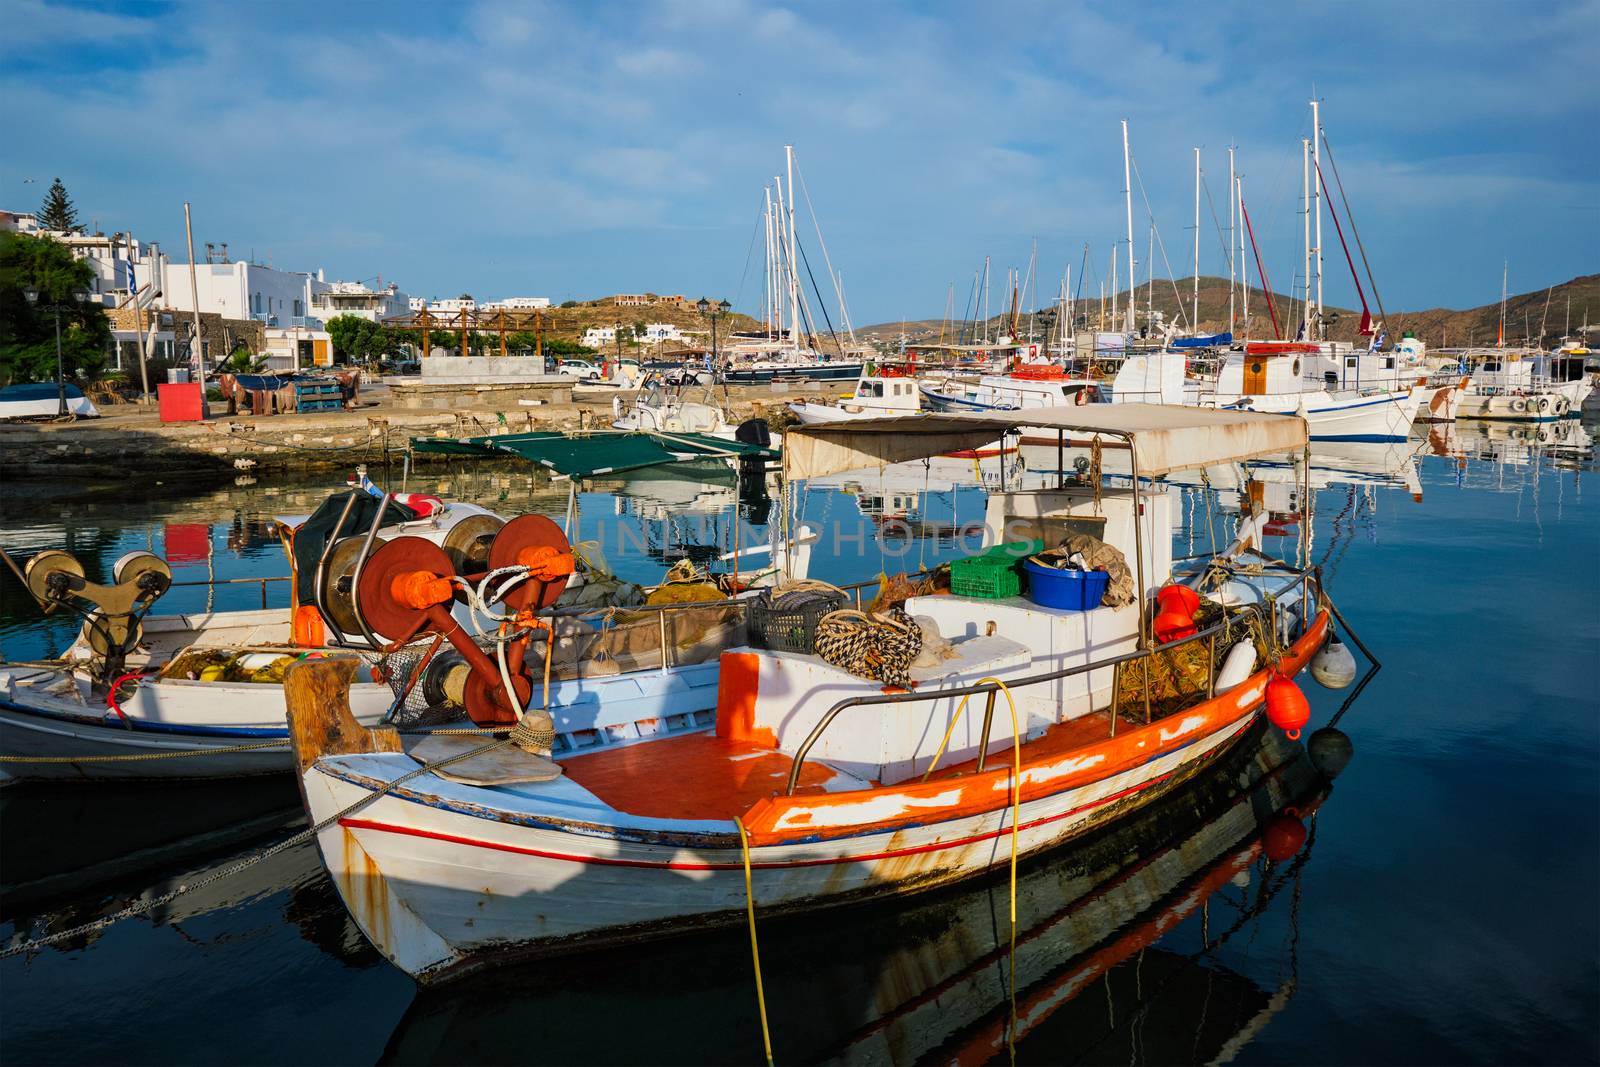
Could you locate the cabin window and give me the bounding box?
[1345,357,1357,369]
[862,381,882,397]
[1292,358,1301,376]
[1383,357,1395,369]
[1483,362,1500,372]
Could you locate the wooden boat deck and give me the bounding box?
[562,732,871,821]
[560,709,1126,822]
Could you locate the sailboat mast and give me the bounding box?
[1302,138,1312,339]
[972,255,985,342]
[785,146,800,357]
[773,175,787,344]
[1146,225,1155,334]
[1499,261,1507,348]
[1238,175,1249,331]
[1122,119,1136,334]
[1228,145,1237,334]
[1192,147,1201,332]
[1311,98,1325,339]
[1110,244,1118,332]
[768,184,780,337]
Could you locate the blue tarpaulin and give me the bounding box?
[1169,332,1233,349]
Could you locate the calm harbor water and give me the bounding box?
[1,420,1596,1064]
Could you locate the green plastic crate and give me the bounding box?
[951,540,1041,599]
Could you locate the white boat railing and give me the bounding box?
[782,558,1322,794]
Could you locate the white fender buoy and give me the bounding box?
[1310,635,1358,689]
[1215,640,1257,694]
[611,395,621,420]
[1277,604,1301,646]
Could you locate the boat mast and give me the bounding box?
[1228,145,1237,334]
[1311,97,1325,339]
[768,185,780,340]
[1122,119,1136,334]
[1302,138,1312,340]
[785,145,800,357]
[1238,174,1249,332]
[1192,147,1201,332]
[1146,224,1155,335]
[983,256,991,343]
[1110,244,1118,333]
[768,173,780,343]
[1498,261,1507,348]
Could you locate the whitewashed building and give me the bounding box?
[313,280,411,323]
[482,296,551,310]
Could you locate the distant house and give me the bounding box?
[314,280,412,323]
[483,296,551,310]
[612,294,649,307]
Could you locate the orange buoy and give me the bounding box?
[1262,811,1308,861]
[1265,674,1311,739]
[1153,610,1197,643]
[1155,583,1200,619]
[291,604,326,648]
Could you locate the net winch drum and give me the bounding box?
[319,535,387,638]
[23,548,172,683]
[354,515,573,726]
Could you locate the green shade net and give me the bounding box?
[409,430,775,478]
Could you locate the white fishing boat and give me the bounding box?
[787,364,924,424]
[285,405,1354,983]
[1115,343,1422,441]
[1,436,795,783]
[1451,351,1582,421]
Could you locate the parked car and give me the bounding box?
[380,359,421,376]
[555,359,603,381]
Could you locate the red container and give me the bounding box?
[157,382,206,423]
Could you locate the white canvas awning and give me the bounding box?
[783,405,1309,481]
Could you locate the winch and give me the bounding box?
[20,549,173,687]
[354,513,574,726]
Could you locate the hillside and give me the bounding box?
[858,273,1600,350]
[535,298,763,349]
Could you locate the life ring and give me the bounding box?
[1510,397,1526,413]
[1073,387,1088,406]
[1535,396,1550,414]
[1554,396,1571,417]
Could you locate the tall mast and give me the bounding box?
[763,185,774,339]
[1192,147,1201,332]
[1498,261,1508,347]
[1311,97,1325,339]
[785,146,800,356]
[972,259,985,342]
[1238,175,1249,331]
[1146,224,1155,335]
[1228,145,1237,334]
[1110,244,1118,332]
[1065,265,1072,347]
[768,173,780,342]
[1122,119,1136,334]
[1302,138,1312,339]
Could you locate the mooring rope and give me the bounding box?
[734,816,775,1067]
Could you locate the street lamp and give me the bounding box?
[697,297,732,371]
[22,284,90,417]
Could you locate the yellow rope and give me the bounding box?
[734,816,776,1067]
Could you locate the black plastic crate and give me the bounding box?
[746,589,847,653]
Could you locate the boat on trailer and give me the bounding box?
[283,405,1352,983]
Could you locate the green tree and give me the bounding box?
[0,231,111,385]
[325,314,389,363]
[37,178,79,232]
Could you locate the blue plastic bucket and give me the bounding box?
[1021,559,1110,611]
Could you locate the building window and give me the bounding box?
[293,299,303,317]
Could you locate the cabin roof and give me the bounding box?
[783,404,1309,481]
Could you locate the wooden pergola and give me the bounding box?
[382,305,550,359]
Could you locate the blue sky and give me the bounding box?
[3,0,1595,325]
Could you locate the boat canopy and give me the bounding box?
[411,429,776,478]
[1169,332,1233,349]
[782,405,1309,482]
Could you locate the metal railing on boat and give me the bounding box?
[167,575,291,610]
[781,562,1322,795]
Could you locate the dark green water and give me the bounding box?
[1,422,1596,1064]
